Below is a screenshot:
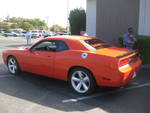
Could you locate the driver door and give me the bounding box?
[23,40,56,77]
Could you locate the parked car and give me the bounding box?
[39,30,45,37]
[31,30,40,38]
[22,31,27,37]
[43,32,54,38]
[2,36,141,95]
[15,31,24,37]
[0,30,5,34]
[3,31,20,37]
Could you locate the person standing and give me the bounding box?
[123,27,136,49]
[80,28,88,36]
[25,31,32,45]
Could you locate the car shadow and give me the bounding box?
[0,68,149,112]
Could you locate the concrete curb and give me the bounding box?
[142,65,150,70]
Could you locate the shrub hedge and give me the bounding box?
[118,35,150,65]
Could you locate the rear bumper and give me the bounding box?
[119,59,142,86]
[97,58,142,87]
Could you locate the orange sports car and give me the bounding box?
[2,36,142,95]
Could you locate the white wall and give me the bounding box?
[139,0,150,36]
[86,0,96,36]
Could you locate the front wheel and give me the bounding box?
[69,68,96,95]
[7,56,20,75]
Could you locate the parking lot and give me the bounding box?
[0,36,150,113]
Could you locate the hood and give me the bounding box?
[92,46,133,58]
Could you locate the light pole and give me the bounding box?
[45,16,49,30]
[67,0,70,33]
[46,16,49,26]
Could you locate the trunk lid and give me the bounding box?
[92,46,135,58]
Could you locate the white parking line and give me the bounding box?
[62,82,150,103]
[131,82,140,85]
[0,75,15,78]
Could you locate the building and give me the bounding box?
[86,0,150,45]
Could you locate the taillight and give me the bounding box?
[129,55,138,64]
[119,58,130,67]
[119,54,138,69]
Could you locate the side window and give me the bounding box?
[32,41,57,52]
[56,40,69,52]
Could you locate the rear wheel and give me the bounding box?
[69,67,96,95]
[7,56,20,75]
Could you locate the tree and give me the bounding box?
[0,22,10,31]
[10,24,18,29]
[29,18,47,30]
[69,8,86,35]
[20,22,34,31]
[50,24,65,32]
[7,17,47,31]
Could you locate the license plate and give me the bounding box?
[132,72,136,79]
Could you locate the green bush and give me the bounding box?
[118,35,150,65]
[118,35,124,47]
[69,8,86,35]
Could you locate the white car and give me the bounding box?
[31,30,40,38]
[3,31,20,37]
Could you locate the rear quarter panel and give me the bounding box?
[53,50,120,86]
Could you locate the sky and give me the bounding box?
[0,0,86,27]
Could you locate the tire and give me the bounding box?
[7,56,20,75]
[69,67,96,95]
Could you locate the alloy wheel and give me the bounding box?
[71,71,90,93]
[8,57,18,74]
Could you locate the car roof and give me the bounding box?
[39,35,97,50]
[44,35,96,41]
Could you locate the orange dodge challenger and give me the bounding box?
[2,36,141,95]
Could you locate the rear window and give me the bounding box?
[84,39,104,44]
[84,39,111,50]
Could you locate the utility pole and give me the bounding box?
[46,16,49,30]
[67,0,70,33]
[46,16,49,26]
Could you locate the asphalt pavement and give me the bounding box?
[0,36,150,113]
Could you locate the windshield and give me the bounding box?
[84,39,111,50]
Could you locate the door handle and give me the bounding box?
[47,56,51,57]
